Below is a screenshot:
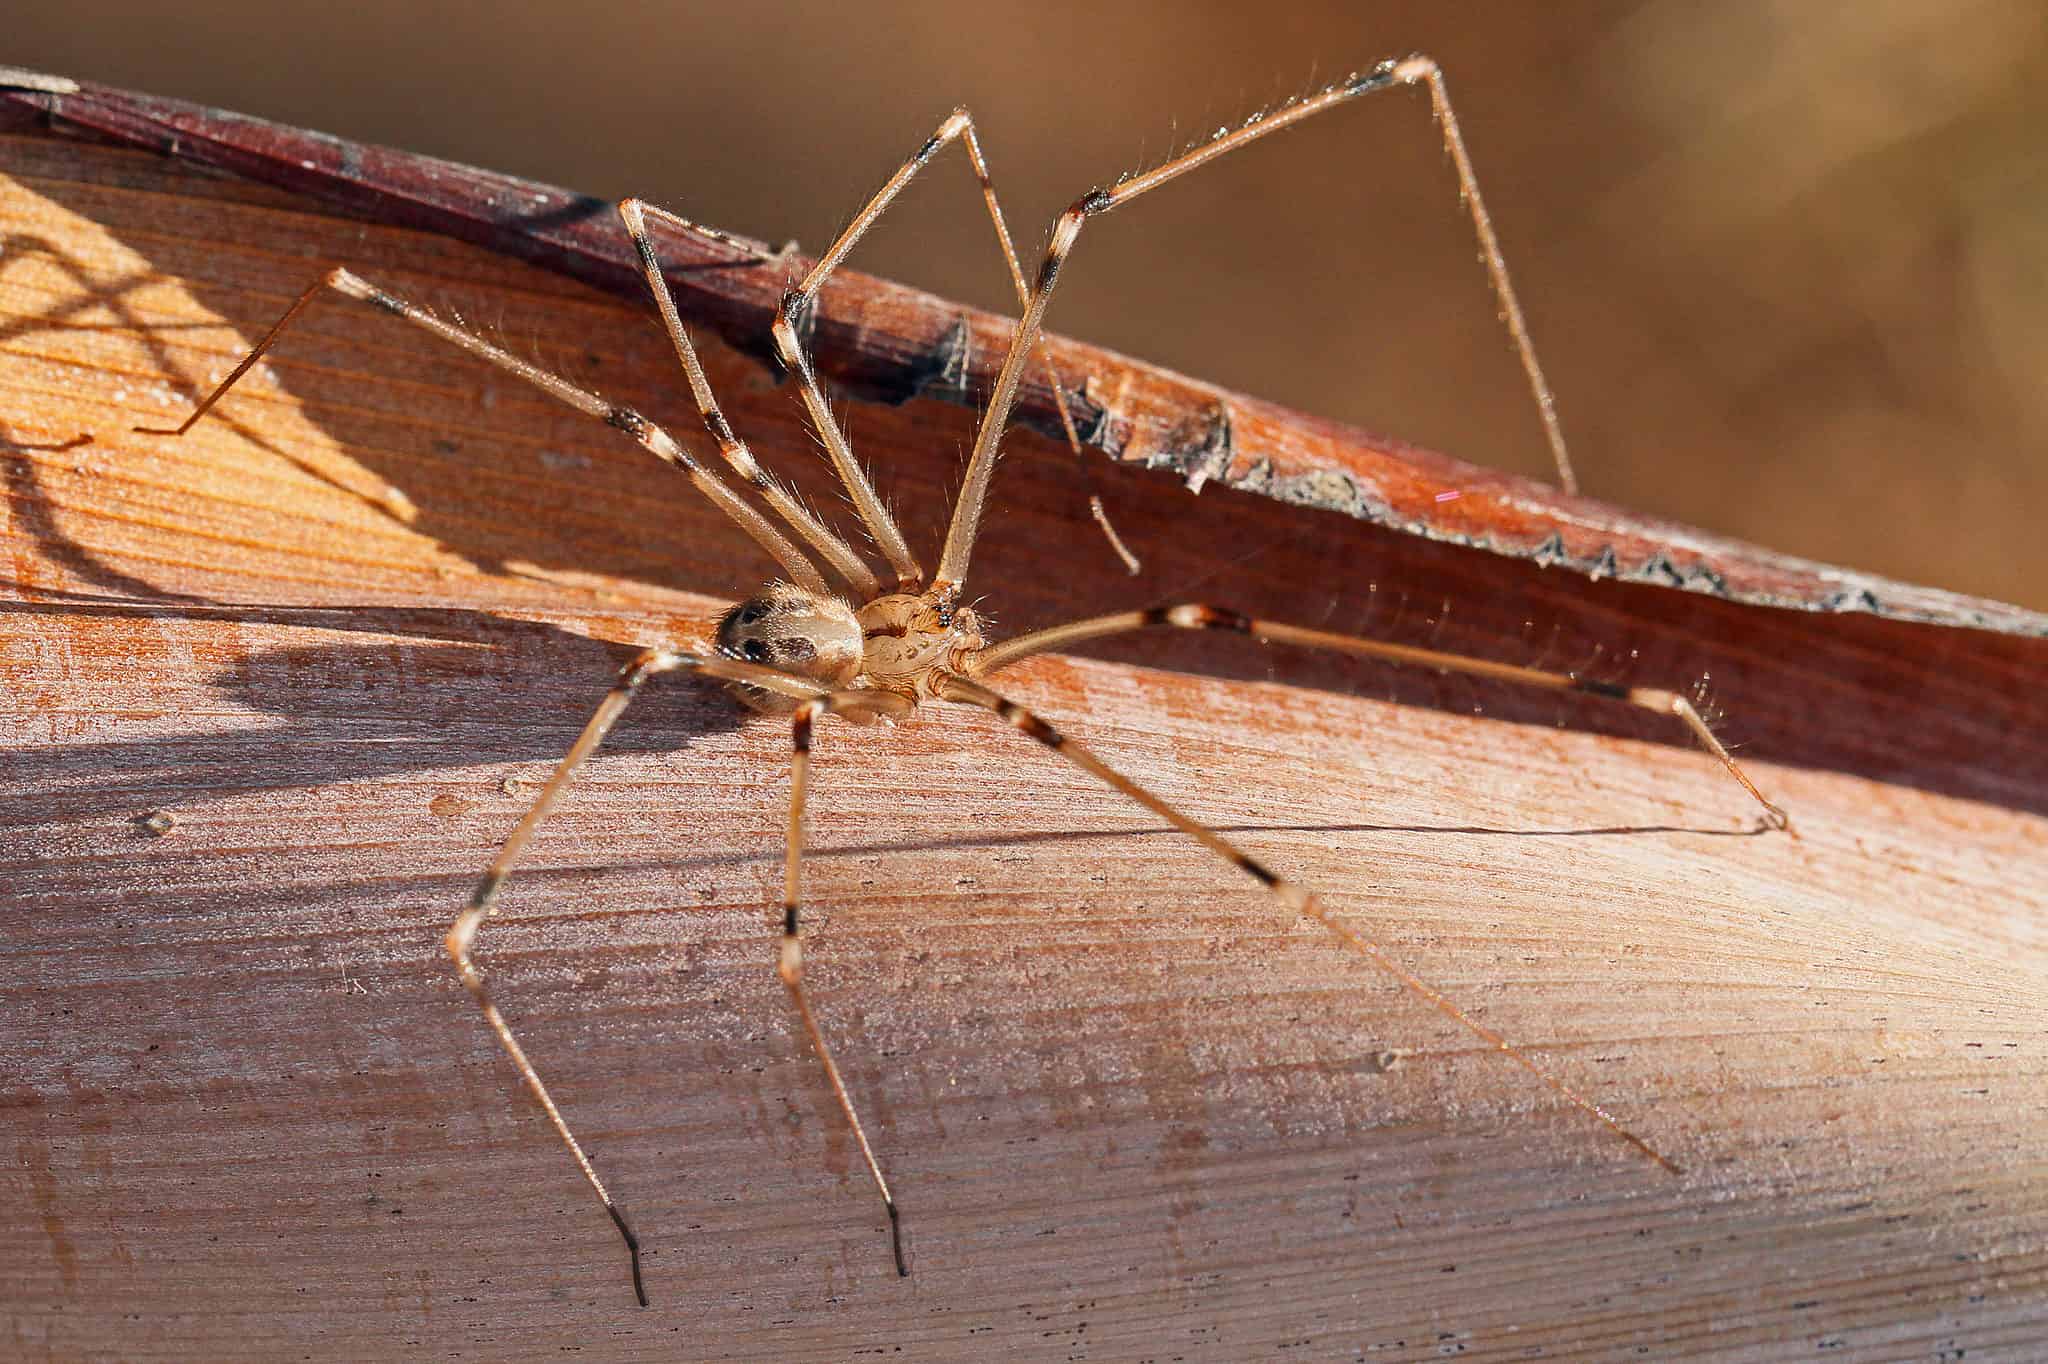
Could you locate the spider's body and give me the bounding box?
[147,55,1788,1307]
[718,584,986,712]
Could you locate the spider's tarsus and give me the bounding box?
[887,1199,908,1277]
[607,1201,649,1308]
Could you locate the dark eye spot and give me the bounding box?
[741,640,768,662]
[736,605,764,625]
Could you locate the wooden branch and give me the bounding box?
[4,68,2038,635]
[4,98,2045,1360]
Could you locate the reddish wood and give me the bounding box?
[4,113,2045,1360]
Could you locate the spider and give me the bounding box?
[141,55,1789,1307]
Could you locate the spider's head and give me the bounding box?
[714,583,864,712]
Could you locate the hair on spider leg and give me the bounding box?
[131,55,1794,1303]
[1688,675,1731,732]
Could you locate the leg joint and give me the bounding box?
[704,408,737,448]
[995,699,1061,745]
[1157,603,1252,633]
[1389,53,1439,85]
[617,648,684,688]
[1571,675,1630,701]
[778,288,816,332]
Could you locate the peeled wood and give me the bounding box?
[3,123,2045,1361]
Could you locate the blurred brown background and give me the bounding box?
[10,0,2045,609]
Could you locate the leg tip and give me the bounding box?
[887,1201,909,1277]
[607,1202,649,1308]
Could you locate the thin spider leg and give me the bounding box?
[449,648,687,1308]
[139,266,831,596]
[950,116,1089,458]
[937,54,1572,592]
[935,672,1681,1176]
[449,645,875,1306]
[768,109,1086,588]
[780,690,918,1276]
[968,604,1790,830]
[796,108,1086,455]
[620,198,883,599]
[598,203,797,271]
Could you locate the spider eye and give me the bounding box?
[736,605,764,625]
[741,639,769,663]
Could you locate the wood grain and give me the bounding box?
[4,125,2046,1361]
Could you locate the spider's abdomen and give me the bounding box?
[715,583,864,711]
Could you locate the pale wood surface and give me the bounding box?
[4,131,2046,1361]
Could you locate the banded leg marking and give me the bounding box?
[968,603,1790,830]
[936,671,1684,1175]
[447,649,878,1304]
[781,689,917,1275]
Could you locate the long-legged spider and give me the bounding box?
[143,55,1789,1307]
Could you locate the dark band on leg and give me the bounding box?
[1346,61,1399,94]
[1570,675,1630,700]
[1235,855,1281,888]
[605,405,650,439]
[362,284,408,316]
[1152,604,1253,633]
[995,698,1063,745]
[469,869,507,910]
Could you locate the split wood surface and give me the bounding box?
[4,123,2045,1361]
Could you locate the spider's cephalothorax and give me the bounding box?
[852,591,985,697]
[715,583,985,712]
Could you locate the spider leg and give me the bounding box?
[767,108,1087,589]
[799,108,1085,451]
[137,265,830,595]
[620,198,885,599]
[935,671,1681,1175]
[780,690,918,1276]
[967,604,1791,831]
[937,54,1574,594]
[447,647,896,1306]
